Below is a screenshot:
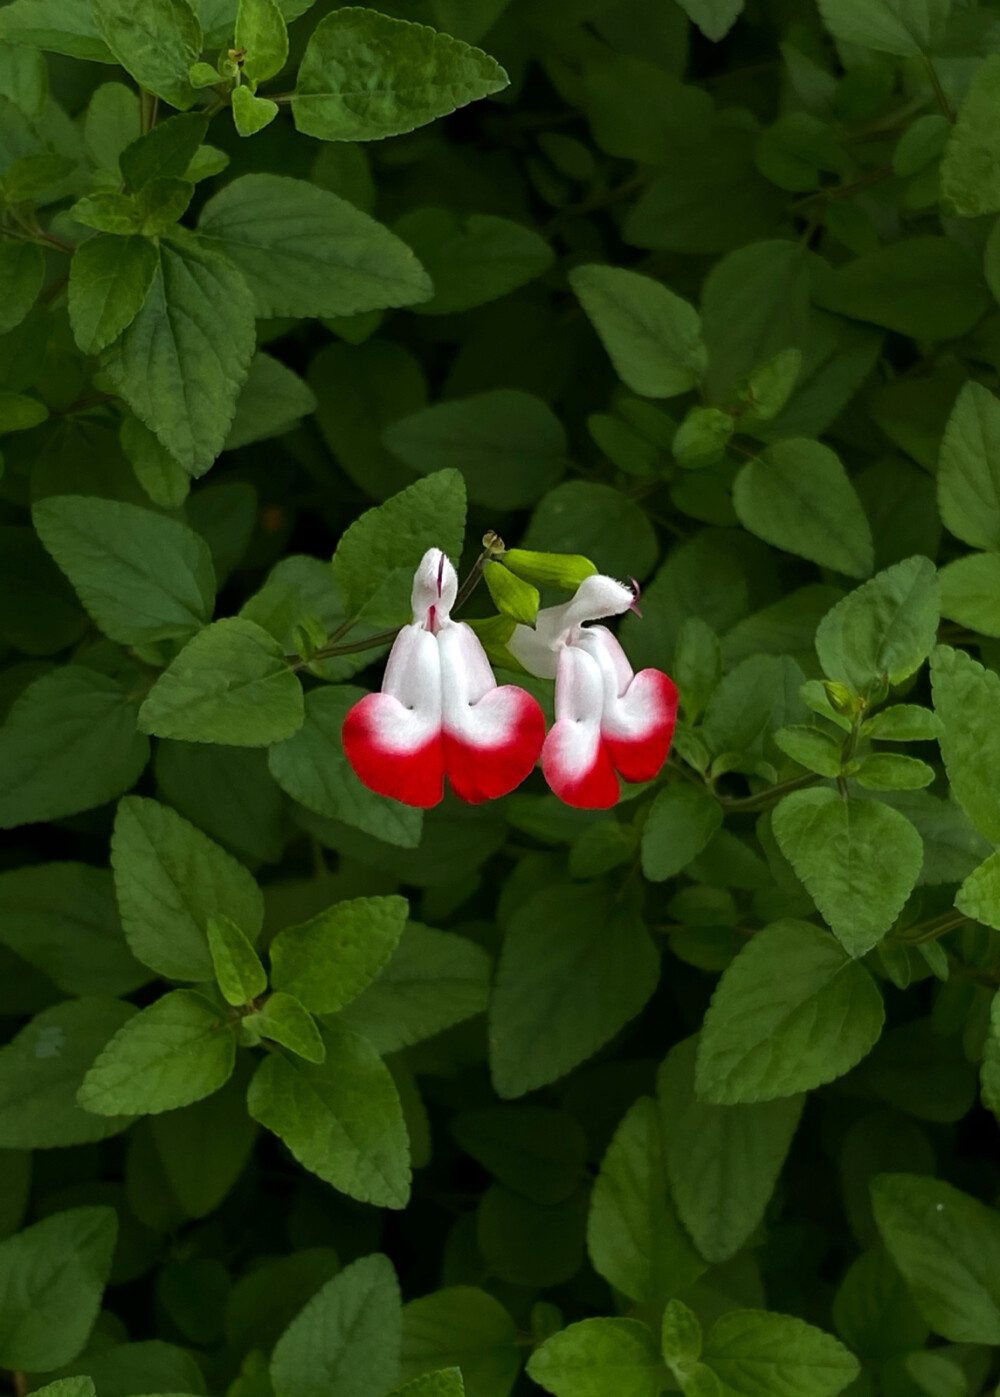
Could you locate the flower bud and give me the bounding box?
[483,560,540,626]
[502,548,597,591]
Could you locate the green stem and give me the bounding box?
[716,773,819,813]
[923,56,955,122]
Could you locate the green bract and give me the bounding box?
[0,0,998,1388]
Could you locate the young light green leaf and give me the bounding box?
[338,923,491,1055]
[383,391,567,511]
[772,789,923,958]
[77,988,237,1115]
[815,557,939,695]
[232,86,279,137]
[733,439,874,578]
[701,1309,859,1397]
[269,894,408,1014]
[658,1036,803,1263]
[101,234,256,476]
[641,785,724,882]
[112,795,264,982]
[249,992,325,1063]
[0,863,148,997]
[236,0,288,82]
[696,919,885,1104]
[862,705,942,742]
[332,469,467,622]
[587,1096,706,1306]
[0,240,44,333]
[872,1173,1000,1343]
[33,495,214,646]
[955,850,1000,930]
[0,1207,118,1370]
[247,1023,411,1207]
[774,725,843,777]
[853,754,934,791]
[0,667,149,830]
[207,913,267,1007]
[292,8,508,142]
[489,885,659,1099]
[395,208,552,316]
[569,264,707,399]
[938,382,1000,550]
[138,617,305,746]
[0,998,136,1148]
[199,173,431,318]
[941,53,1000,216]
[527,1318,661,1397]
[91,0,201,110]
[271,1253,401,1397]
[930,644,1000,843]
[68,234,158,356]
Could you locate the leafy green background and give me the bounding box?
[1,0,1000,1395]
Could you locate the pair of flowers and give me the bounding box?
[342,549,678,810]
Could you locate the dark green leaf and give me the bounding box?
[92,0,201,110]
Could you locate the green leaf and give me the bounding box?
[68,234,158,356]
[150,1071,258,1218]
[872,1173,1000,1343]
[0,392,47,433]
[0,666,149,830]
[861,705,942,742]
[0,1207,117,1370]
[78,988,236,1115]
[388,1375,465,1397]
[92,0,201,110]
[938,382,1000,550]
[249,991,325,1063]
[658,1036,803,1263]
[0,863,148,996]
[0,0,114,61]
[232,86,279,136]
[701,1310,859,1397]
[733,439,874,578]
[853,753,934,791]
[400,1288,519,1397]
[772,789,923,958]
[940,53,1000,216]
[269,894,408,1014]
[981,989,1000,1119]
[662,1300,702,1378]
[112,795,264,982]
[930,644,1000,843]
[383,391,567,510]
[101,233,256,476]
[0,240,44,333]
[120,112,208,192]
[121,413,190,509]
[332,469,467,622]
[815,557,940,695]
[955,849,1000,930]
[395,209,552,315]
[774,725,843,777]
[489,884,659,1099]
[672,407,734,469]
[832,1246,929,1362]
[236,0,288,82]
[32,495,214,646]
[199,173,431,318]
[271,1253,401,1397]
[527,1318,661,1397]
[814,237,988,340]
[522,481,659,582]
[0,998,136,1148]
[247,1023,411,1207]
[587,1096,706,1306]
[451,1106,586,1205]
[207,913,267,1007]
[817,0,950,56]
[138,617,305,746]
[569,264,707,399]
[695,919,885,1104]
[641,785,724,882]
[939,552,1000,637]
[292,8,508,142]
[675,0,744,42]
[701,654,808,772]
[225,351,317,451]
[338,923,491,1054]
[269,687,422,849]
[483,561,539,625]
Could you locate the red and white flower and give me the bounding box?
[342,548,546,808]
[508,574,678,810]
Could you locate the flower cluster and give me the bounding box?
[342,549,677,810]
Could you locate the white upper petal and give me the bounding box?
[508,573,637,679]
[380,622,443,732]
[411,547,458,628]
